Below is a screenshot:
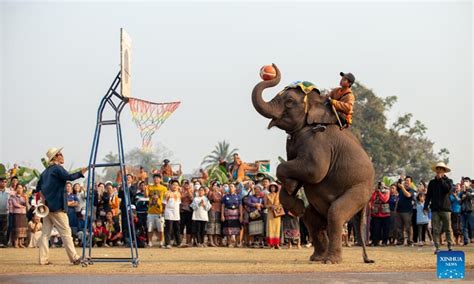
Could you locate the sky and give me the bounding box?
[0,1,472,182]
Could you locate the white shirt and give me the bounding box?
[163,196,181,221]
[191,196,211,221]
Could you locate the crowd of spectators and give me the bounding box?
[0,157,473,255]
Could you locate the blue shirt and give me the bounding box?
[67,193,79,206]
[450,193,462,213]
[37,164,84,212]
[396,187,415,213]
[416,202,430,224]
[389,194,398,211]
[221,194,241,209]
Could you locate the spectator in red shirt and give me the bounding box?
[369,182,391,246]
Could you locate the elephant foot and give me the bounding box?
[309,253,327,262]
[322,254,342,264]
[283,177,299,195]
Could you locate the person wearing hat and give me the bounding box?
[160,159,181,183]
[36,147,87,265]
[327,72,356,128]
[264,182,282,249]
[423,162,454,254]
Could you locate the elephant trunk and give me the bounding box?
[251,64,281,119]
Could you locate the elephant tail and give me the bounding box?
[356,206,375,264]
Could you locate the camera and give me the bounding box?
[377,182,383,190]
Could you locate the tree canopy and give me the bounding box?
[101,144,174,181]
[350,83,449,183]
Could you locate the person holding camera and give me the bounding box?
[460,177,473,246]
[369,182,391,246]
[423,162,454,254]
[396,176,416,246]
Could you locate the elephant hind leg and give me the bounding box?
[303,205,328,262]
[355,207,375,264]
[324,184,370,264]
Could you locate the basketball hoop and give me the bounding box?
[129,98,181,151]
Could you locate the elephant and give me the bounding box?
[251,64,375,264]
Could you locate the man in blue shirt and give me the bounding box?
[37,147,87,265]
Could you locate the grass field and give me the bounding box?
[1,245,473,275]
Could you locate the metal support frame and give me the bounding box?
[81,71,139,267]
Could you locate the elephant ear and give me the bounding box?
[306,92,328,125]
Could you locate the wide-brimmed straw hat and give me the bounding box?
[269,182,279,191]
[431,162,451,173]
[46,147,63,163]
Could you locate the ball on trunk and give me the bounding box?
[259,65,277,81]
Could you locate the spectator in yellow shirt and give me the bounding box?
[146,173,167,247]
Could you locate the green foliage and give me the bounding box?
[0,163,6,179]
[206,164,229,185]
[351,82,449,182]
[201,140,238,169]
[382,176,395,186]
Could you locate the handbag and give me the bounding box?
[273,205,285,217]
[249,210,261,220]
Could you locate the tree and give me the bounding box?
[101,152,119,182]
[350,82,449,182]
[101,143,174,181]
[201,140,238,169]
[125,144,174,172]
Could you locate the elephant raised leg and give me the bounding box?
[324,184,370,264]
[279,186,306,217]
[303,205,328,262]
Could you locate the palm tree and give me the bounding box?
[102,152,119,181]
[201,140,238,169]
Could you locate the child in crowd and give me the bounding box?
[27,215,42,248]
[93,219,109,247]
[416,193,433,246]
[342,222,350,247]
[105,211,122,246]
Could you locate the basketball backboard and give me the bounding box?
[120,28,132,98]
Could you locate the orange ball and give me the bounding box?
[259,65,276,81]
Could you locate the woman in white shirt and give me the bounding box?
[191,187,211,247]
[163,180,181,248]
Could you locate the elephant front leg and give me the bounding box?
[276,159,326,195]
[279,188,305,217]
[276,161,305,195]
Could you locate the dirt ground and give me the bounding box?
[0,245,473,275]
